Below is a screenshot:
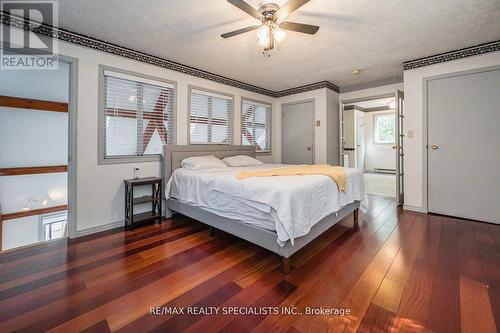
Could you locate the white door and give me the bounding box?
[282,100,314,164]
[427,67,500,223]
[356,114,365,170]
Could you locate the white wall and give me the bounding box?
[403,51,500,211]
[2,216,39,250]
[50,41,277,233]
[326,89,340,165]
[363,110,396,171]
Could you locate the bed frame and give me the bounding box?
[163,144,360,274]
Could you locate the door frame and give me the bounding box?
[59,54,79,239]
[281,98,316,164]
[422,64,500,214]
[395,90,404,206]
[355,112,365,170]
[341,93,404,203]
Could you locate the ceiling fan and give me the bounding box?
[221,0,319,51]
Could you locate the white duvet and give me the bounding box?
[165,164,368,246]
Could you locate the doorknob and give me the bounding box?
[431,144,438,150]
[392,145,397,149]
[306,147,312,151]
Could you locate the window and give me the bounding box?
[373,113,395,144]
[40,211,67,241]
[241,99,272,153]
[101,68,175,163]
[189,87,233,144]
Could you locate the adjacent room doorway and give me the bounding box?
[0,56,77,251]
[341,92,404,205]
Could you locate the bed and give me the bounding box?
[163,144,367,273]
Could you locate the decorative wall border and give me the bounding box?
[0,11,339,97]
[403,40,500,70]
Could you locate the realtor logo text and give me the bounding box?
[150,306,351,316]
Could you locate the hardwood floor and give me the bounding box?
[0,195,498,333]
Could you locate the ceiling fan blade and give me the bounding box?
[275,0,311,20]
[227,0,261,19]
[280,21,319,34]
[221,25,261,38]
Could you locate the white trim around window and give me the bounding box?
[373,112,396,144]
[98,65,177,164]
[188,85,234,145]
[241,97,272,154]
[39,211,68,242]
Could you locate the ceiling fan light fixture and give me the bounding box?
[223,0,318,51]
[273,26,287,43]
[257,25,270,46]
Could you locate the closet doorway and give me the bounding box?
[341,92,404,205]
[281,99,315,165]
[425,66,500,223]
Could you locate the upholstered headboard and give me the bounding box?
[162,144,256,180]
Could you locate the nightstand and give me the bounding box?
[124,177,163,230]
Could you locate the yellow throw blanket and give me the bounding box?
[237,164,346,192]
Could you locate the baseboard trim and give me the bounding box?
[75,220,124,238]
[403,204,428,213]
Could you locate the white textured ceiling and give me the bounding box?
[57,0,500,91]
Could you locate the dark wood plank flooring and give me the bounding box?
[0,195,498,333]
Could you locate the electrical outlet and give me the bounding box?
[407,129,414,138]
[133,167,140,179]
[316,120,321,127]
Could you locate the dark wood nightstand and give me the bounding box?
[124,177,162,230]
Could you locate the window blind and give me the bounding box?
[241,99,271,152]
[104,70,174,158]
[189,89,233,144]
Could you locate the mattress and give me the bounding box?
[165,164,368,246]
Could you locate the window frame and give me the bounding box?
[98,65,177,164]
[39,211,68,242]
[373,112,396,145]
[241,97,272,155]
[187,85,234,145]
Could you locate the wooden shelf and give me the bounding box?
[132,212,161,224]
[124,177,162,230]
[2,204,68,221]
[0,95,68,113]
[133,196,154,204]
[0,165,67,176]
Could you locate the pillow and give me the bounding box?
[181,155,228,170]
[222,155,263,167]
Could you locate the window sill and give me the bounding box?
[256,151,272,156]
[98,155,161,165]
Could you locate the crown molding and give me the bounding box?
[275,81,340,97]
[403,40,500,70]
[0,11,339,97]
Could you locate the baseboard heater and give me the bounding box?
[374,168,396,174]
